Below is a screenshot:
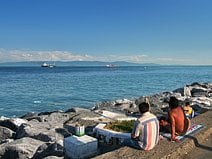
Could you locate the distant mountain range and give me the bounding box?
[0,61,160,67]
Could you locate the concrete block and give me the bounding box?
[64,135,98,159]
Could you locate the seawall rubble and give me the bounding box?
[0,82,211,159]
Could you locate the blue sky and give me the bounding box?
[0,0,211,65]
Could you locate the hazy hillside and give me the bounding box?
[0,61,160,67]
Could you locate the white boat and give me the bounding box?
[41,62,49,67]
[41,62,56,68]
[41,55,56,68]
[49,63,56,68]
[106,64,116,68]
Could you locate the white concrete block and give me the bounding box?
[64,135,98,159]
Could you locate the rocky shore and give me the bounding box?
[0,82,212,159]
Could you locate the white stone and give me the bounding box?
[115,98,132,104]
[0,116,9,121]
[12,118,27,126]
[184,86,191,97]
[64,135,98,159]
[117,117,136,121]
[93,123,131,143]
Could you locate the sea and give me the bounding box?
[0,66,212,117]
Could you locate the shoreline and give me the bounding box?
[0,82,211,158]
[94,110,212,159]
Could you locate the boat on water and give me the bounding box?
[41,62,56,68]
[106,64,116,68]
[49,64,55,68]
[41,55,56,68]
[41,62,49,67]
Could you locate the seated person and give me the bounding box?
[159,116,170,133]
[122,100,159,150]
[183,101,194,118]
[168,96,190,142]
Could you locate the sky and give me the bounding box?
[0,0,212,65]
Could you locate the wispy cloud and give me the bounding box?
[0,48,207,65]
[93,54,148,63]
[0,49,148,63]
[0,49,93,62]
[155,57,191,63]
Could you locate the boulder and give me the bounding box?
[0,139,14,145]
[0,126,14,142]
[172,92,182,99]
[15,122,63,142]
[184,87,192,96]
[191,97,212,109]
[191,104,209,114]
[43,112,70,123]
[96,101,115,109]
[190,82,204,87]
[191,87,208,97]
[135,96,149,105]
[0,116,9,120]
[115,99,132,105]
[32,140,64,159]
[173,87,191,97]
[0,118,27,132]
[0,137,44,159]
[26,116,43,122]
[55,128,72,138]
[65,107,90,114]
[38,110,63,116]
[20,112,38,119]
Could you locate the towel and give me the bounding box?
[161,124,203,142]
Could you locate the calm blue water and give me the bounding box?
[0,66,212,117]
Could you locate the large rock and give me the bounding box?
[38,110,63,116]
[173,86,191,97]
[135,96,149,105]
[22,114,44,122]
[0,137,44,159]
[15,121,63,142]
[191,104,209,114]
[0,118,27,132]
[190,82,206,88]
[0,126,14,143]
[115,98,132,105]
[191,97,212,109]
[20,112,38,119]
[191,87,208,97]
[32,140,64,159]
[0,116,9,120]
[65,107,90,114]
[42,112,74,126]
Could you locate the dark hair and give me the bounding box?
[169,96,179,109]
[159,116,167,121]
[185,101,190,106]
[138,102,150,114]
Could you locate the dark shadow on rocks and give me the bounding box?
[55,128,72,138]
[192,105,209,114]
[185,135,212,151]
[32,142,64,159]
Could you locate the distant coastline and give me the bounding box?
[0,61,211,67]
[0,61,161,67]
